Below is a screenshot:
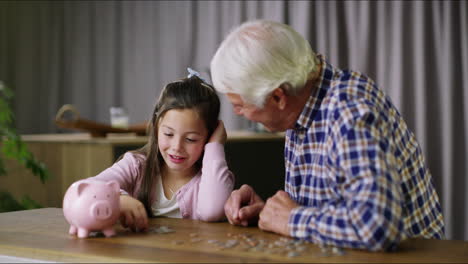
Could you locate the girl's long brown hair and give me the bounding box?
[134,76,220,216]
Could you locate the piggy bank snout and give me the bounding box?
[90,200,113,220]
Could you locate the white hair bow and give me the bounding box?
[187,67,206,82]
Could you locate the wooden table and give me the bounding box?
[0,208,467,263]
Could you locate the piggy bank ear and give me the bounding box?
[76,182,90,197]
[106,180,120,193]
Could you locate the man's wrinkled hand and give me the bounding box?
[224,184,265,226]
[258,190,298,236]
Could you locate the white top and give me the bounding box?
[151,175,182,218]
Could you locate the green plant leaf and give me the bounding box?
[1,139,17,158]
[0,81,51,211]
[20,195,43,209]
[0,191,25,212]
[0,83,14,99]
[0,101,14,124]
[0,159,6,176]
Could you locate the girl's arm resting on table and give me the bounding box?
[197,142,235,222]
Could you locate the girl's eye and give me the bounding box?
[186,138,197,143]
[164,133,173,137]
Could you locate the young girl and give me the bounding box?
[90,69,235,232]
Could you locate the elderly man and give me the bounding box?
[210,20,444,251]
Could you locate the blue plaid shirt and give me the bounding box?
[286,55,445,251]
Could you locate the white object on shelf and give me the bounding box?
[110,107,129,129]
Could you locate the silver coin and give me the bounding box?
[149,225,174,234]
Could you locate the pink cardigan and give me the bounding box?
[90,142,235,222]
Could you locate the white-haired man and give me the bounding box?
[210,20,444,251]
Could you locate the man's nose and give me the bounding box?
[234,108,243,116]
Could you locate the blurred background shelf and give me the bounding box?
[0,131,285,208]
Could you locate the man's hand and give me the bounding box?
[119,195,149,232]
[224,184,265,226]
[258,190,298,236]
[208,120,227,144]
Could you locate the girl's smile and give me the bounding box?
[168,154,186,164]
[157,109,208,173]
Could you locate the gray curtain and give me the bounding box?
[0,0,467,240]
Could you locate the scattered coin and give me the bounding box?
[162,226,346,259]
[172,240,184,245]
[224,239,239,248]
[332,246,346,256]
[207,239,219,244]
[190,237,203,243]
[149,225,175,234]
[287,251,300,258]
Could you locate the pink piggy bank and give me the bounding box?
[63,179,120,238]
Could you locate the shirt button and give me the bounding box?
[298,133,305,142]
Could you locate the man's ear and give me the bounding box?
[271,84,289,110]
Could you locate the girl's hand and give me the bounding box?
[119,195,149,232]
[208,120,227,144]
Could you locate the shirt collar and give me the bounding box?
[294,54,335,130]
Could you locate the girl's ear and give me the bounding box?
[271,84,289,110]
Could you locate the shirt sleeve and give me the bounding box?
[88,152,143,197]
[196,142,235,222]
[289,111,405,251]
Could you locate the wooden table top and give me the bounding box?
[0,208,467,263]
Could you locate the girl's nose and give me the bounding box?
[171,138,183,151]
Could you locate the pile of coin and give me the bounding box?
[189,233,203,243]
[223,233,311,258]
[147,226,346,259]
[192,232,345,258]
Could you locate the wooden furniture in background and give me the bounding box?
[54,104,148,137]
[0,208,467,263]
[0,131,285,208]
